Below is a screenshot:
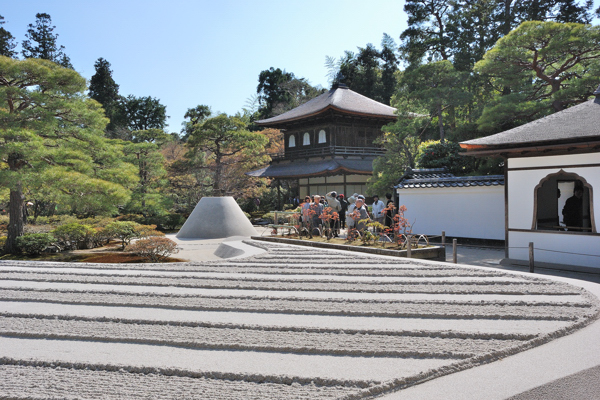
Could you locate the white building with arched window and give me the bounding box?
[461,86,600,270]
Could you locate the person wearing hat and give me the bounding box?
[345,193,359,229]
[353,196,370,231]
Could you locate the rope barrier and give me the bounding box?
[508,246,600,258]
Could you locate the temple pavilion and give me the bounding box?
[247,83,397,198]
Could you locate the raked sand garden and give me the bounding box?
[0,240,598,399]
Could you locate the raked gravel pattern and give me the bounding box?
[0,241,598,399]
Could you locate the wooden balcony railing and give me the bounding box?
[270,146,386,161]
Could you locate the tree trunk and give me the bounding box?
[5,186,24,254]
[437,104,445,142]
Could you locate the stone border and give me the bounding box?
[250,236,446,261]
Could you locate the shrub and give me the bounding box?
[416,140,477,175]
[160,213,185,230]
[52,223,95,250]
[0,236,6,249]
[104,221,164,249]
[136,224,164,238]
[104,221,140,249]
[126,237,179,262]
[15,233,55,256]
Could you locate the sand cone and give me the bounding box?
[176,197,258,239]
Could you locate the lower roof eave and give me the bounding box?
[460,139,600,158]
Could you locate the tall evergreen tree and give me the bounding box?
[400,0,452,67]
[21,13,72,68]
[326,34,399,104]
[402,0,594,69]
[0,15,17,57]
[256,67,324,119]
[89,58,121,132]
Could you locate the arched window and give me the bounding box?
[533,170,596,233]
[318,129,327,143]
[303,132,310,146]
[288,135,296,148]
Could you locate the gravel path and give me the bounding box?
[0,241,598,399]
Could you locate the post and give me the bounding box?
[529,242,535,273]
[406,235,412,258]
[277,179,282,211]
[442,231,446,246]
[453,239,457,264]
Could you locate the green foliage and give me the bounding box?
[181,105,211,141]
[400,61,471,141]
[0,15,17,57]
[51,222,95,250]
[117,95,168,133]
[126,236,179,262]
[367,95,428,195]
[400,0,594,70]
[89,58,121,131]
[122,137,169,216]
[0,56,135,253]
[326,34,399,104]
[103,221,140,249]
[21,13,72,68]
[186,113,269,196]
[15,233,55,255]
[103,221,162,249]
[416,140,477,175]
[257,67,325,118]
[475,21,600,131]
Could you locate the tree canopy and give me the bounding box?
[186,114,269,196]
[256,67,324,119]
[0,56,136,253]
[475,21,600,131]
[0,15,17,57]
[89,58,122,132]
[326,34,399,104]
[21,13,72,68]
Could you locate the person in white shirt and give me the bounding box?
[371,195,385,226]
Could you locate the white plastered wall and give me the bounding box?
[396,186,504,240]
[507,152,600,268]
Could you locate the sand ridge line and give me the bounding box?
[0,312,541,340]
[0,263,510,277]
[0,292,591,320]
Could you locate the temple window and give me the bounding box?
[318,129,327,143]
[303,132,310,146]
[288,135,296,148]
[533,171,595,233]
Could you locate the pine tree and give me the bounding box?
[0,15,17,57]
[89,58,121,131]
[21,13,72,68]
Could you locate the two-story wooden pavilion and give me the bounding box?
[247,84,396,198]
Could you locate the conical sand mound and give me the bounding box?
[176,197,258,239]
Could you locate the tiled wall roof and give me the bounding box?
[395,168,504,189]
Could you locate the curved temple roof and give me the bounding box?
[247,158,375,178]
[256,85,397,126]
[461,96,600,156]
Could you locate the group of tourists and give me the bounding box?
[299,191,396,236]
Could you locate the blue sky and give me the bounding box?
[2,0,407,132]
[3,1,599,133]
